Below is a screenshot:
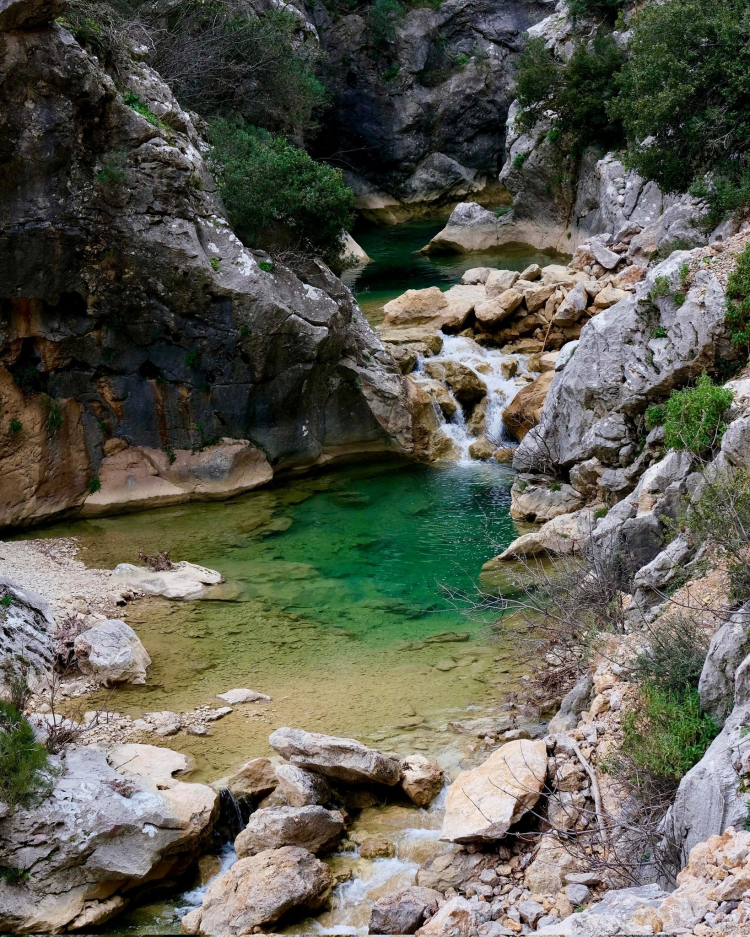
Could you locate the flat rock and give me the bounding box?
[382,287,448,328]
[416,895,491,936]
[74,619,151,686]
[217,688,271,705]
[112,560,223,600]
[269,727,401,785]
[234,806,345,857]
[440,740,547,843]
[190,846,333,935]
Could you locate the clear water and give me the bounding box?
[344,219,568,324]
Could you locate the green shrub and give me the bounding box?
[184,349,200,369]
[0,703,54,812]
[46,398,63,432]
[633,616,709,696]
[617,684,718,799]
[87,475,101,494]
[382,64,401,81]
[512,153,527,170]
[96,150,127,186]
[208,120,354,265]
[209,258,220,271]
[515,31,624,157]
[611,0,750,213]
[652,326,667,339]
[726,244,750,351]
[258,261,274,273]
[658,373,733,455]
[593,507,608,520]
[367,0,404,48]
[650,276,670,299]
[123,92,164,128]
[568,0,626,21]
[8,419,22,437]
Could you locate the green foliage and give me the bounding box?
[659,373,733,455]
[0,865,28,885]
[652,326,667,339]
[0,595,12,610]
[209,257,220,271]
[593,507,608,520]
[208,120,354,265]
[96,150,127,185]
[87,475,101,494]
[645,403,666,431]
[184,349,201,369]
[726,244,750,351]
[454,52,470,69]
[46,398,63,433]
[633,616,709,696]
[568,0,626,21]
[11,364,42,395]
[366,0,404,48]
[515,31,624,157]
[0,703,54,813]
[550,481,561,492]
[123,92,164,128]
[618,684,718,797]
[382,64,401,81]
[650,276,670,299]
[8,419,22,437]
[611,0,750,214]
[258,261,275,273]
[512,153,527,170]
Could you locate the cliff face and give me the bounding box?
[310,0,550,217]
[0,3,412,530]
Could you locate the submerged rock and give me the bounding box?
[217,688,271,705]
[441,740,547,843]
[234,806,345,857]
[187,846,333,936]
[269,727,401,785]
[112,561,223,600]
[74,619,151,685]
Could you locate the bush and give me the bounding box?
[648,373,733,456]
[726,244,750,352]
[0,703,54,812]
[367,0,404,48]
[568,0,625,21]
[611,0,750,213]
[617,684,718,801]
[208,120,354,264]
[634,616,709,696]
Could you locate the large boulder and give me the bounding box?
[400,755,444,806]
[222,758,278,801]
[485,506,598,563]
[73,619,151,685]
[234,806,345,857]
[275,763,332,807]
[503,371,554,441]
[514,252,728,473]
[509,475,584,523]
[423,359,487,407]
[369,886,443,935]
[269,727,401,785]
[382,288,449,329]
[187,846,333,936]
[416,851,498,893]
[0,746,217,933]
[440,740,547,843]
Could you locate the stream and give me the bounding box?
[23,220,557,935]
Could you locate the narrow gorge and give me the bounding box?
[4,0,750,936]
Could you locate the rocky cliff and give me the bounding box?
[0,0,413,530]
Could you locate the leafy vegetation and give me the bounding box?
[515,31,624,157]
[726,244,750,352]
[123,92,165,128]
[8,419,22,437]
[645,374,733,456]
[87,476,101,494]
[634,616,709,696]
[568,0,626,22]
[0,703,54,813]
[208,121,354,265]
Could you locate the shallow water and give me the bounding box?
[344,219,568,324]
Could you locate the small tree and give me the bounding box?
[646,374,733,457]
[0,703,54,813]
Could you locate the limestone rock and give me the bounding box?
[485,506,598,563]
[509,476,584,523]
[440,740,547,843]
[74,619,151,686]
[475,289,524,328]
[442,284,487,329]
[217,688,270,705]
[424,360,487,407]
[191,846,333,936]
[234,806,345,857]
[699,602,750,726]
[360,836,396,858]
[112,561,223,600]
[547,674,593,735]
[269,727,401,785]
[536,884,669,935]
[379,327,445,357]
[400,754,445,806]
[485,270,520,297]
[224,758,278,801]
[382,288,448,328]
[553,282,589,326]
[468,436,496,461]
[417,851,498,892]
[415,895,491,936]
[275,764,332,807]
[525,839,578,895]
[0,578,55,694]
[370,886,443,935]
[461,267,492,285]
[0,747,217,934]
[419,378,457,418]
[593,286,627,309]
[502,371,554,441]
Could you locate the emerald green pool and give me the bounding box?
[345,219,567,324]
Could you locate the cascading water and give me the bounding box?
[414,335,538,460]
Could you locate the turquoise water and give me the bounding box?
[345,220,567,323]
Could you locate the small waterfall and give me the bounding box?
[416,335,539,461]
[218,788,246,841]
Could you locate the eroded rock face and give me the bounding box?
[440,739,547,843]
[234,806,345,857]
[0,746,217,934]
[0,577,55,693]
[269,727,402,785]
[74,618,151,685]
[189,846,333,936]
[0,13,411,531]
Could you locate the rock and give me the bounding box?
[553,283,589,326]
[144,710,182,737]
[698,602,750,726]
[73,619,151,686]
[382,288,449,328]
[275,764,332,807]
[547,674,593,734]
[442,284,487,329]
[612,265,646,290]
[593,286,628,309]
[469,436,496,461]
[536,884,669,936]
[370,886,443,935]
[525,840,577,895]
[486,506,598,563]
[425,202,512,254]
[0,747,217,933]
[416,896,491,937]
[424,359,487,407]
[590,241,621,271]
[269,727,401,785]
[494,447,515,463]
[379,327,445,357]
[518,899,545,926]
[520,264,542,281]
[191,846,333,935]
[519,281,556,313]
[224,758,278,801]
[0,0,65,30]
[502,371,554,441]
[417,851,498,892]
[461,267,492,285]
[475,290,524,328]
[419,378,458,418]
[501,358,519,379]
[342,232,370,265]
[235,806,345,857]
[555,340,579,372]
[112,561,223,600]
[440,740,547,843]
[515,251,728,473]
[360,836,396,859]
[527,351,558,373]
[400,755,444,806]
[509,476,584,523]
[486,270,520,296]
[565,884,591,906]
[0,578,55,694]
[217,688,270,705]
